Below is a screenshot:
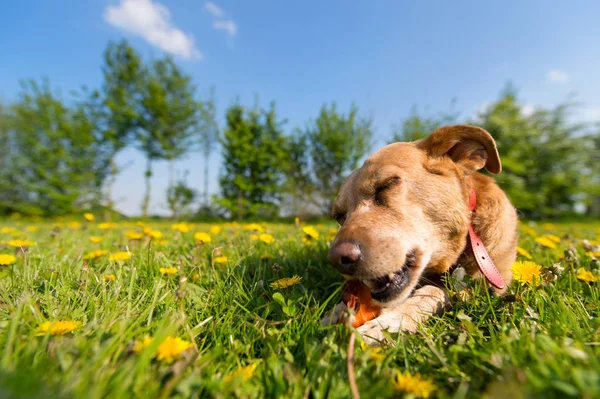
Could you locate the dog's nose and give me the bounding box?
[327,241,361,274]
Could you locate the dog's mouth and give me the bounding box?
[360,250,417,302]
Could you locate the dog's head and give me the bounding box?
[328,125,501,305]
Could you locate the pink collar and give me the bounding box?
[468,190,505,289]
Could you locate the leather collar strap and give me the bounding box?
[468,190,505,289]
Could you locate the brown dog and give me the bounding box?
[323,125,518,344]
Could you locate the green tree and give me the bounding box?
[300,103,373,213]
[7,79,100,215]
[166,172,198,218]
[391,102,459,142]
[217,102,288,220]
[137,57,198,217]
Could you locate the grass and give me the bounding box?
[0,218,599,398]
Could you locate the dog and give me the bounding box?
[322,125,518,344]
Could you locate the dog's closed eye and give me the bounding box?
[334,213,347,225]
[374,176,401,206]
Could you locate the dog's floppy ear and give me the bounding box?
[416,124,501,174]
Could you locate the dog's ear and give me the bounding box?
[416,125,501,174]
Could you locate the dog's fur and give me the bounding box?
[323,125,518,344]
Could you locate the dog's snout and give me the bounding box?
[328,241,362,274]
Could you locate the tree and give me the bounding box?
[96,40,144,215]
[298,103,373,213]
[217,102,288,220]
[166,172,198,218]
[195,88,219,208]
[7,79,100,215]
[391,101,459,142]
[473,86,594,218]
[137,57,198,217]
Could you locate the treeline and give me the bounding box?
[0,41,598,219]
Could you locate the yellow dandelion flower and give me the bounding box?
[136,221,146,227]
[36,321,82,336]
[250,234,258,241]
[511,261,542,284]
[224,363,258,383]
[83,250,109,260]
[516,246,533,259]
[191,273,200,281]
[360,342,386,362]
[0,254,17,266]
[294,217,300,225]
[156,240,169,246]
[519,224,538,237]
[26,226,38,232]
[546,234,561,243]
[124,231,143,240]
[156,336,193,363]
[259,233,274,244]
[104,274,116,282]
[171,223,191,233]
[1,227,16,234]
[159,267,178,275]
[243,223,265,233]
[109,252,132,262]
[194,232,212,243]
[69,221,82,229]
[535,236,557,249]
[542,223,556,230]
[210,226,222,235]
[269,275,302,289]
[577,268,598,283]
[8,239,35,247]
[214,256,228,264]
[146,229,163,239]
[133,336,153,353]
[393,371,436,398]
[83,213,95,222]
[302,226,319,239]
[98,222,118,230]
[11,231,27,238]
[89,236,104,243]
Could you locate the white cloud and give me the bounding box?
[213,20,237,37]
[546,69,571,84]
[205,1,224,18]
[105,0,201,60]
[580,106,600,122]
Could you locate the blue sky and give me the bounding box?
[2,1,599,215]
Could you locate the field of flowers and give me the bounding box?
[0,215,599,398]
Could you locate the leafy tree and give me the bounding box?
[217,102,288,220]
[95,40,144,214]
[166,172,198,218]
[296,103,373,213]
[137,57,198,217]
[391,101,459,142]
[7,79,100,215]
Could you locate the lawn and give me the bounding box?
[0,217,599,398]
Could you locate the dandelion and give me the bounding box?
[109,252,132,262]
[156,336,193,363]
[511,261,542,284]
[83,250,109,260]
[244,223,264,233]
[519,224,538,237]
[0,254,17,265]
[83,213,95,222]
[194,232,212,243]
[98,222,118,230]
[132,336,153,353]
[89,236,104,243]
[192,273,200,281]
[124,231,143,240]
[156,240,169,246]
[517,246,533,259]
[259,233,274,244]
[360,341,386,362]
[171,223,191,233]
[104,274,116,282]
[270,275,302,289]
[146,229,163,239]
[302,226,319,239]
[159,267,178,275]
[69,221,82,229]
[1,227,16,234]
[577,268,598,283]
[210,226,222,235]
[535,236,557,249]
[214,256,228,264]
[26,226,38,232]
[546,234,561,243]
[224,363,258,383]
[393,371,436,398]
[36,321,82,336]
[8,239,35,248]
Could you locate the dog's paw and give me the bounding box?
[321,302,351,326]
[356,311,418,346]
